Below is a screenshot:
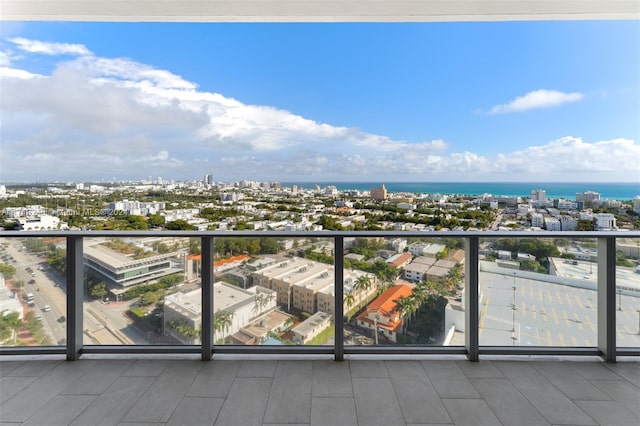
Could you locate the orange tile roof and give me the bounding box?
[356,284,413,332]
[214,254,250,268]
[186,253,250,268]
[387,252,412,268]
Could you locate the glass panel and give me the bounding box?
[213,236,334,346]
[344,236,465,347]
[83,236,195,345]
[616,237,640,348]
[479,237,597,347]
[1,237,66,347]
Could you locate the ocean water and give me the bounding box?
[282,182,640,200]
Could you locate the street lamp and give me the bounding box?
[373,315,379,345]
[511,272,517,345]
[617,289,622,311]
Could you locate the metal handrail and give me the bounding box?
[1,230,639,361]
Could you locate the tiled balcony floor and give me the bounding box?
[1,355,638,426]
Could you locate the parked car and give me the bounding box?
[42,305,51,312]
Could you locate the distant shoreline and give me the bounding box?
[282,182,640,200]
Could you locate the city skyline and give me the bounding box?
[1,21,639,182]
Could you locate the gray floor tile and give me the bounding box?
[0,361,94,422]
[0,361,24,377]
[0,376,37,404]
[441,398,502,426]
[237,360,277,377]
[62,359,134,395]
[589,379,640,417]
[456,360,504,379]
[569,362,623,381]
[71,376,155,426]
[116,423,165,426]
[494,362,597,425]
[386,360,452,424]
[2,360,64,377]
[532,361,611,400]
[22,394,96,426]
[263,361,312,424]
[121,362,202,423]
[574,400,640,426]
[349,360,388,377]
[421,360,481,399]
[186,359,240,397]
[121,359,169,377]
[471,378,550,426]
[353,377,406,426]
[166,396,224,425]
[215,378,271,426]
[311,397,357,426]
[603,362,640,387]
[312,360,353,398]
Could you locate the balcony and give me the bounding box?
[1,229,638,360]
[1,230,639,424]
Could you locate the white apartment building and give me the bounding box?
[390,238,407,253]
[407,242,445,257]
[593,213,617,230]
[557,200,578,210]
[560,216,578,231]
[544,217,562,231]
[163,283,277,344]
[576,191,601,204]
[531,213,544,228]
[530,189,546,201]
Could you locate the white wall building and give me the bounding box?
[593,213,617,230]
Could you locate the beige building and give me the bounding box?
[370,184,388,200]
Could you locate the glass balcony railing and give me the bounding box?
[0,230,638,361]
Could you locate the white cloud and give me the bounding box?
[0,51,10,66]
[489,89,584,114]
[9,37,92,56]
[0,67,43,79]
[0,44,637,183]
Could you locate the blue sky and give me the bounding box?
[1,21,639,182]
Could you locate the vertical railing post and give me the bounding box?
[465,236,479,361]
[597,237,616,363]
[66,236,83,361]
[201,236,214,361]
[334,236,344,361]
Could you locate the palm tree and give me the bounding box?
[344,291,355,321]
[354,274,373,309]
[411,283,428,314]
[213,310,235,341]
[393,296,416,336]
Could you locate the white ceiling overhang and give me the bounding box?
[1,0,639,22]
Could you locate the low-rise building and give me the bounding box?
[356,284,412,343]
[84,242,182,288]
[291,311,332,345]
[163,283,277,344]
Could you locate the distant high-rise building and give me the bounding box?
[530,189,546,201]
[633,196,640,214]
[292,185,298,193]
[204,174,213,185]
[370,184,388,201]
[576,191,600,204]
[272,182,281,191]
